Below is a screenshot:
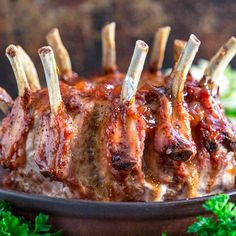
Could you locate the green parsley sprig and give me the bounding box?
[0,201,62,236]
[188,194,236,235]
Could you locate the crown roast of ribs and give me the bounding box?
[0,23,236,202]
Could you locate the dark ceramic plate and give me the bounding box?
[0,188,236,236]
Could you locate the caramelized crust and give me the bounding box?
[0,70,235,201]
[0,91,31,168]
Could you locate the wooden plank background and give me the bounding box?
[0,0,235,97]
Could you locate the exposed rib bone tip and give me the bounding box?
[38,46,62,113]
[204,36,236,83]
[46,28,72,80]
[174,39,186,47]
[17,45,41,91]
[137,40,149,52]
[6,44,30,96]
[48,28,58,35]
[150,26,171,72]
[6,45,17,57]
[160,26,171,37]
[173,39,187,64]
[103,22,115,30]
[38,46,52,55]
[190,34,200,45]
[102,22,117,73]
[46,28,60,43]
[172,34,200,98]
[230,36,236,43]
[121,40,149,102]
[163,26,171,31]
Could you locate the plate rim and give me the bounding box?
[1,188,236,220]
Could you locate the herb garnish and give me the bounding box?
[0,201,62,235]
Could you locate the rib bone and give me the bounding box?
[121,40,149,102]
[204,37,236,83]
[153,35,200,162]
[38,46,62,113]
[0,87,13,114]
[102,22,117,73]
[6,45,30,96]
[46,28,72,81]
[172,34,200,98]
[173,39,186,64]
[17,45,41,91]
[150,26,171,72]
[0,102,10,115]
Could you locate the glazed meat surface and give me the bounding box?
[0,25,236,202]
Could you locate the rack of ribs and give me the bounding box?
[0,23,236,202]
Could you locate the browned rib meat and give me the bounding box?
[186,79,236,194]
[0,91,31,168]
[96,100,147,201]
[152,87,196,161]
[1,31,236,203]
[34,104,73,179]
[0,86,78,198]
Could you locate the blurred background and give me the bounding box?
[0,0,236,98]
